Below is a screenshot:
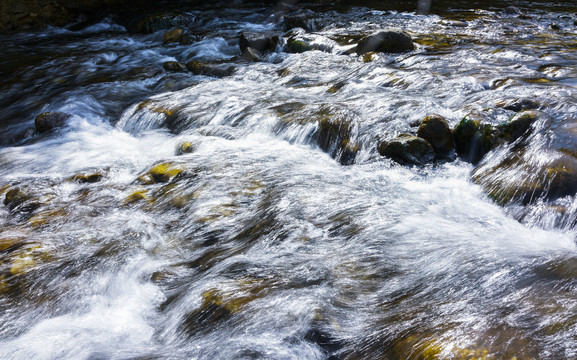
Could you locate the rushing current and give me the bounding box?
[1,1,577,359]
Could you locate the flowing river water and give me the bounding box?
[1,1,577,359]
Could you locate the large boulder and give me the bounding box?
[356,30,414,55]
[416,114,453,154]
[378,134,435,166]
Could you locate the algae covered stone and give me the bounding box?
[417,114,454,154]
[137,162,184,185]
[378,134,435,166]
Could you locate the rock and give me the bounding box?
[163,61,187,72]
[120,66,163,81]
[129,12,192,34]
[550,23,561,31]
[504,6,521,15]
[137,162,184,185]
[501,110,551,143]
[378,134,435,166]
[356,30,414,55]
[70,172,103,183]
[163,28,184,44]
[282,10,320,32]
[285,38,313,53]
[124,189,148,204]
[185,61,234,78]
[176,141,195,155]
[4,188,31,210]
[316,115,359,165]
[240,47,262,62]
[498,98,540,112]
[416,114,454,154]
[34,112,71,133]
[239,32,279,54]
[473,150,577,206]
[453,114,502,164]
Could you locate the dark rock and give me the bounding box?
[240,47,262,62]
[163,28,184,44]
[504,6,521,15]
[239,32,279,54]
[416,114,454,154]
[120,66,163,81]
[378,134,435,166]
[129,12,192,34]
[185,61,234,78]
[285,38,314,53]
[34,112,71,133]
[499,98,540,112]
[70,172,103,183]
[501,110,551,143]
[163,61,187,72]
[356,30,414,55]
[519,14,534,20]
[453,114,502,164]
[550,23,561,30]
[282,9,320,32]
[4,188,31,210]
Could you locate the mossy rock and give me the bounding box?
[417,114,454,154]
[27,208,68,228]
[176,141,195,155]
[285,38,314,53]
[500,109,551,143]
[473,150,577,206]
[163,28,184,44]
[378,134,435,166]
[4,188,31,210]
[8,244,52,276]
[356,30,415,55]
[316,113,359,165]
[35,112,71,133]
[137,162,184,185]
[68,172,103,183]
[453,114,504,164]
[124,189,148,204]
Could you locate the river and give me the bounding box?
[1,1,577,359]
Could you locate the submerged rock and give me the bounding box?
[69,172,103,183]
[501,110,551,143]
[473,150,577,206]
[316,115,359,165]
[137,162,184,185]
[378,134,435,166]
[4,188,31,210]
[282,9,321,32]
[163,28,184,44]
[35,112,71,133]
[356,30,414,55]
[163,61,187,72]
[186,61,234,77]
[239,32,279,54]
[176,141,195,155]
[416,114,454,154]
